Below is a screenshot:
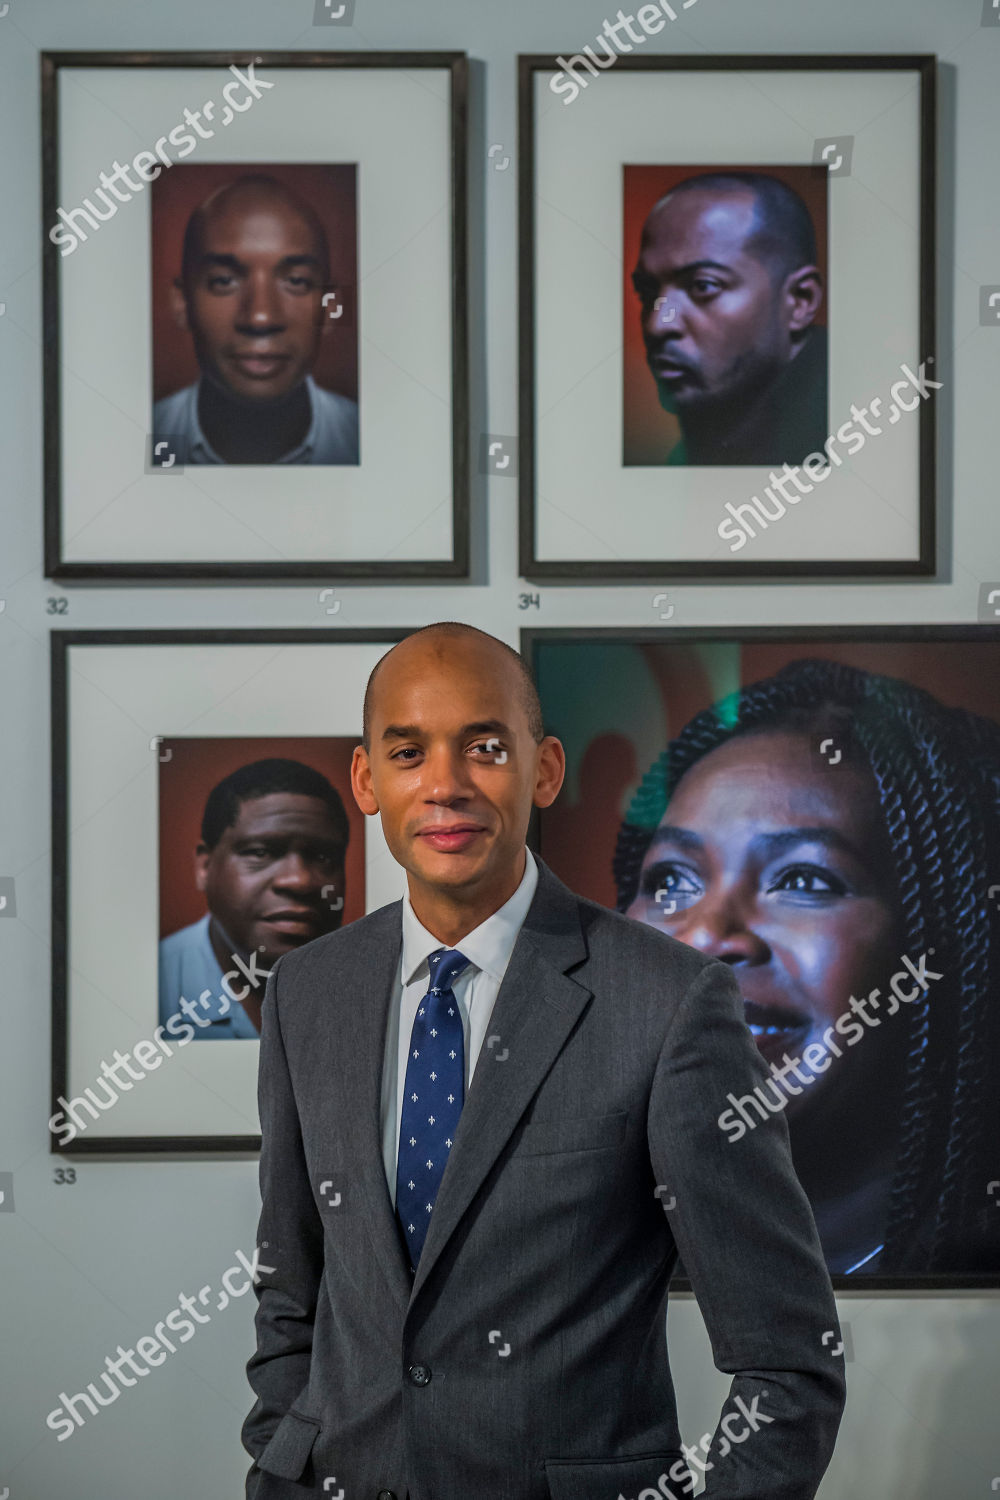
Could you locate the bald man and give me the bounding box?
[242,621,845,1500]
[153,173,358,465]
[631,171,827,467]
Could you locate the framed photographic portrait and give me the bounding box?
[51,628,414,1153]
[524,625,1000,1289]
[518,55,937,578]
[42,52,469,580]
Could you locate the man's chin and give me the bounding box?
[203,368,307,406]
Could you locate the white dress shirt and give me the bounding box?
[380,846,539,1207]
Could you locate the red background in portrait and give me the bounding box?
[158,735,365,937]
[151,162,358,403]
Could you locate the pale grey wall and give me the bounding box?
[1,0,998,1497]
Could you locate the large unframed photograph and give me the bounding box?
[527,626,1000,1288]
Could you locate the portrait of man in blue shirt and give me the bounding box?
[158,757,352,1040]
[152,172,359,465]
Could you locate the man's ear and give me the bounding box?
[351,744,379,816]
[784,265,824,334]
[169,277,191,332]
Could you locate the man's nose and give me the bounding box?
[423,745,474,800]
[240,272,284,328]
[647,296,681,336]
[670,893,768,965]
[271,852,315,887]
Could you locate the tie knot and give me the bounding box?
[427,947,470,994]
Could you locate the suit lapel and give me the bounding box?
[408,857,592,1306]
[339,902,416,1316]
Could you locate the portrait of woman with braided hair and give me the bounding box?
[607,654,1000,1279]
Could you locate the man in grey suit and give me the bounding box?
[242,621,846,1500]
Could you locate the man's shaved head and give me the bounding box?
[644,171,818,286]
[362,623,545,753]
[181,173,331,287]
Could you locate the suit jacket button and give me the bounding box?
[376,1491,397,1499]
[407,1363,431,1386]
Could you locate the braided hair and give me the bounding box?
[612,657,1000,1275]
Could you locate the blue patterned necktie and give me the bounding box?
[395,947,471,1269]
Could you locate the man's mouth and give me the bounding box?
[231,352,291,379]
[259,907,320,934]
[651,358,694,383]
[416,824,486,853]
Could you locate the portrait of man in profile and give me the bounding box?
[152,165,359,466]
[625,167,828,468]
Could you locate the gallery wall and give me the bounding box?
[1,0,998,1496]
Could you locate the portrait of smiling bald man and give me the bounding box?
[242,620,846,1500]
[153,172,358,466]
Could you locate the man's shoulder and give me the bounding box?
[308,379,359,462]
[159,913,210,959]
[153,381,198,428]
[575,888,713,977]
[534,858,717,991]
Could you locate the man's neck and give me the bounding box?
[678,334,813,464]
[407,847,527,948]
[198,377,311,463]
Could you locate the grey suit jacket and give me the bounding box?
[242,854,846,1500]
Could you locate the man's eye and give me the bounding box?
[691,279,722,296]
[391,747,421,761]
[472,740,507,759]
[769,865,847,897]
[207,275,237,291]
[285,276,315,292]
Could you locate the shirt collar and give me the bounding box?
[188,375,319,464]
[401,847,539,988]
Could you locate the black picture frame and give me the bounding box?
[518,54,938,580]
[42,51,470,582]
[51,625,418,1155]
[522,624,1000,1291]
